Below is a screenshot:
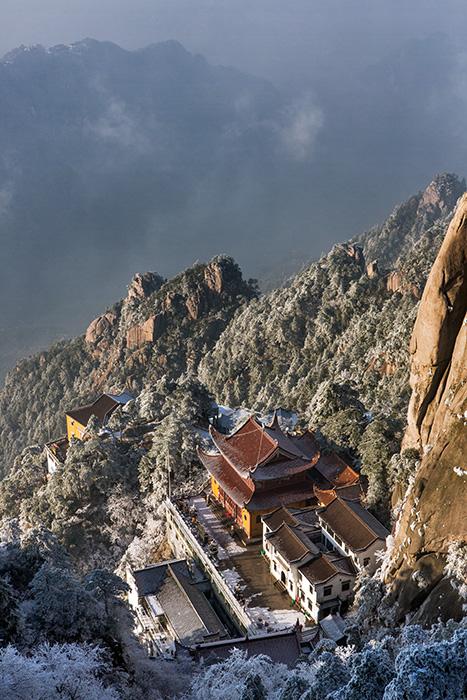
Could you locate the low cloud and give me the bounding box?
[0,183,13,218]
[279,96,323,161]
[86,99,149,152]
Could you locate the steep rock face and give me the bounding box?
[85,312,118,344]
[126,272,164,301]
[126,315,165,349]
[386,194,467,622]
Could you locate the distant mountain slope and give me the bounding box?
[201,174,464,417]
[0,38,285,373]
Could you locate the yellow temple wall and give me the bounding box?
[66,415,86,441]
[211,476,220,500]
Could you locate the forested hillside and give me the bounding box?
[0,256,255,477]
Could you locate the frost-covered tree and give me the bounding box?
[0,643,121,699]
[138,413,198,496]
[383,628,467,700]
[187,624,467,700]
[331,647,394,700]
[186,650,289,700]
[359,419,401,524]
[21,563,106,644]
[444,541,467,605]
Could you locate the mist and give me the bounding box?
[0,1,467,377]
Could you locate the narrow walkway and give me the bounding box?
[186,495,309,631]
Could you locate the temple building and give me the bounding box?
[127,559,229,656]
[197,414,359,539]
[65,391,134,440]
[262,506,357,621]
[317,495,390,574]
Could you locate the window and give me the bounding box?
[341,580,351,592]
[335,536,342,546]
[307,599,313,611]
[256,515,262,523]
[363,557,371,567]
[300,589,305,600]
[273,561,277,571]
[323,585,333,597]
[309,582,314,594]
[243,513,247,520]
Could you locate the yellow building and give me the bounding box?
[65,392,133,441]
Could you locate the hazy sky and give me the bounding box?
[1,0,467,374]
[2,0,467,89]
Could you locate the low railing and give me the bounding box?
[165,498,253,634]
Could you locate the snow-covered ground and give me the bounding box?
[189,496,244,559]
[247,605,307,633]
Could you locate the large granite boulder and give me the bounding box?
[386,193,467,622]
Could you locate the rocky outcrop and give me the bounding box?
[85,312,117,344]
[385,271,421,298]
[385,193,467,623]
[415,172,466,231]
[366,260,380,278]
[126,315,165,349]
[204,259,225,293]
[358,173,465,269]
[345,244,365,268]
[126,272,164,301]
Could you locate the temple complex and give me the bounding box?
[198,414,359,539]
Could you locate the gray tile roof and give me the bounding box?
[132,559,227,645]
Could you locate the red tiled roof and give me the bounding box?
[248,479,316,512]
[335,483,364,500]
[210,418,320,481]
[312,452,359,488]
[210,418,277,476]
[198,449,254,507]
[252,456,317,481]
[314,481,364,507]
[263,418,314,460]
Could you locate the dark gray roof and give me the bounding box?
[66,392,133,426]
[319,614,347,642]
[132,559,186,596]
[132,560,227,645]
[319,497,389,551]
[184,628,303,668]
[155,575,219,645]
[266,523,319,563]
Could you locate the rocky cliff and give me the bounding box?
[385,194,467,623]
